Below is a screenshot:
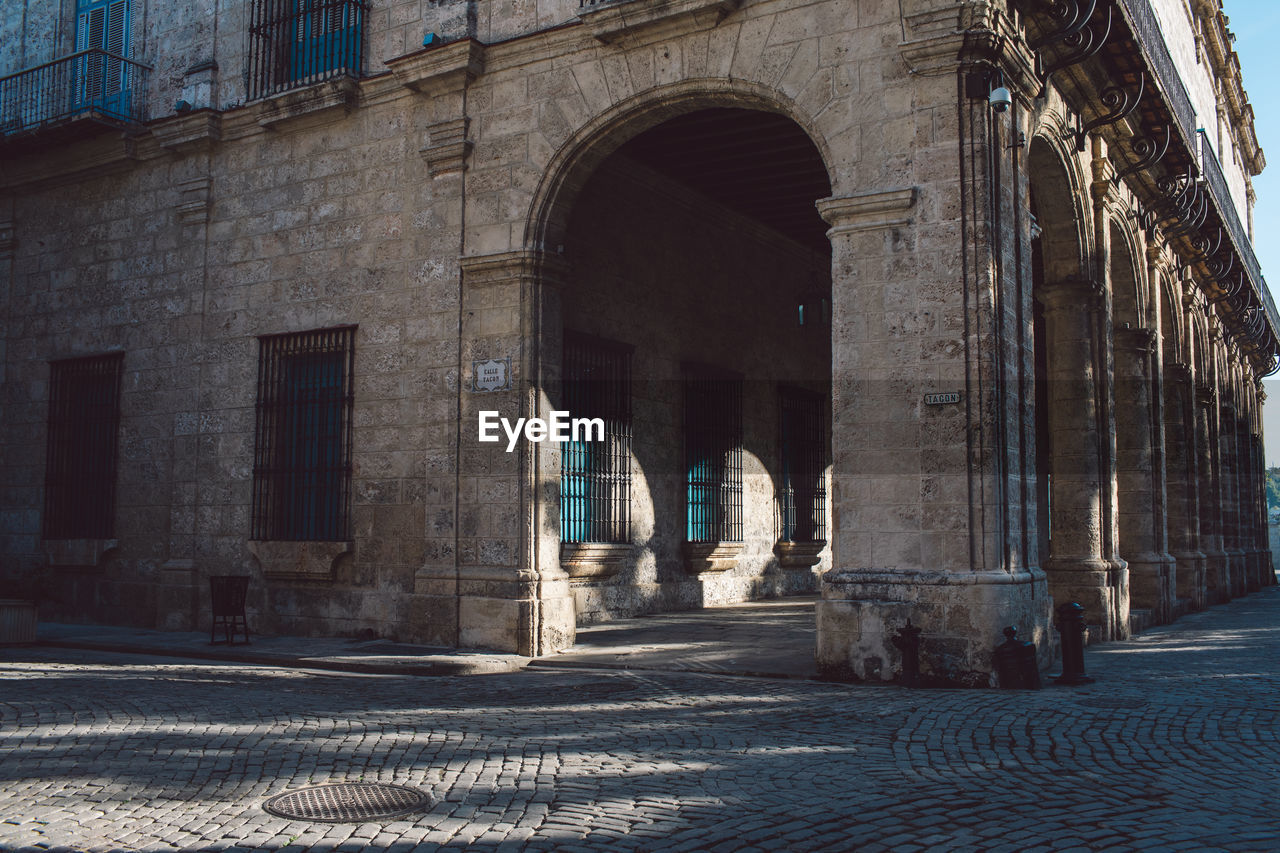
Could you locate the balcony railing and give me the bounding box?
[248,0,368,101]
[1199,130,1280,332]
[0,49,150,137]
[1117,0,1197,153]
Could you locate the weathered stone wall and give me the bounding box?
[0,90,461,642]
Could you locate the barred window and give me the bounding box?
[248,0,368,101]
[561,333,632,544]
[252,326,355,541]
[779,386,826,543]
[44,353,124,539]
[684,366,743,543]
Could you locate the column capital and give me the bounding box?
[1038,276,1104,310]
[459,249,570,288]
[1114,325,1157,353]
[816,188,916,236]
[387,38,485,94]
[1195,383,1217,407]
[1163,360,1192,382]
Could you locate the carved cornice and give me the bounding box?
[459,249,571,288]
[421,118,472,177]
[150,110,222,153]
[176,177,212,225]
[257,78,358,129]
[579,0,742,45]
[816,188,916,236]
[899,0,1035,91]
[387,39,485,93]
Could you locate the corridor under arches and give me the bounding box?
[542,106,836,627]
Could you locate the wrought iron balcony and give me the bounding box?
[1116,0,1197,153]
[1198,129,1280,333]
[248,0,369,101]
[0,49,151,138]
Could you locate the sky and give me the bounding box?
[1227,2,1280,465]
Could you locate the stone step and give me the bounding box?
[1130,608,1155,635]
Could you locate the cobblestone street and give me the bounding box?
[4,590,1280,852]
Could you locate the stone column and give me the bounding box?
[1163,362,1205,611]
[419,249,577,656]
[813,185,1050,685]
[1219,395,1246,599]
[1038,277,1126,639]
[1114,326,1175,624]
[1196,382,1228,603]
[1241,410,1263,592]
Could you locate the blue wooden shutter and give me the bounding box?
[74,0,129,114]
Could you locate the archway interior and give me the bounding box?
[1028,138,1086,568]
[1110,224,1157,588]
[557,107,834,623]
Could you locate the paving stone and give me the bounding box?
[4,591,1280,850]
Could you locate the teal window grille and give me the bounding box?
[778,386,826,543]
[684,366,743,543]
[561,334,632,544]
[248,0,367,100]
[44,353,124,539]
[252,326,355,541]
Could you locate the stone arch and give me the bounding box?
[524,78,837,254]
[509,79,838,628]
[1109,217,1147,329]
[1027,130,1092,283]
[1159,272,1186,365]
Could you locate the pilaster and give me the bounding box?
[815,184,1050,685]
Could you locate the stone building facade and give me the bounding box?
[0,0,1274,683]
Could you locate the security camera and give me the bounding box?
[989,86,1012,113]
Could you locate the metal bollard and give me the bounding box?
[892,620,923,687]
[993,626,1041,689]
[1053,602,1095,685]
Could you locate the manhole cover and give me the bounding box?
[263,783,430,823]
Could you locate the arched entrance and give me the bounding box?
[532,99,835,626]
[1027,135,1129,641]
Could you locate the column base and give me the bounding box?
[1225,548,1248,599]
[1043,555,1129,641]
[156,559,199,631]
[1125,552,1177,626]
[1246,548,1268,593]
[412,566,576,656]
[816,567,1051,686]
[1172,550,1206,612]
[1204,548,1230,604]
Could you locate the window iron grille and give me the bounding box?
[778,386,826,543]
[561,333,632,544]
[248,0,368,101]
[44,353,124,540]
[684,366,743,544]
[252,326,355,541]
